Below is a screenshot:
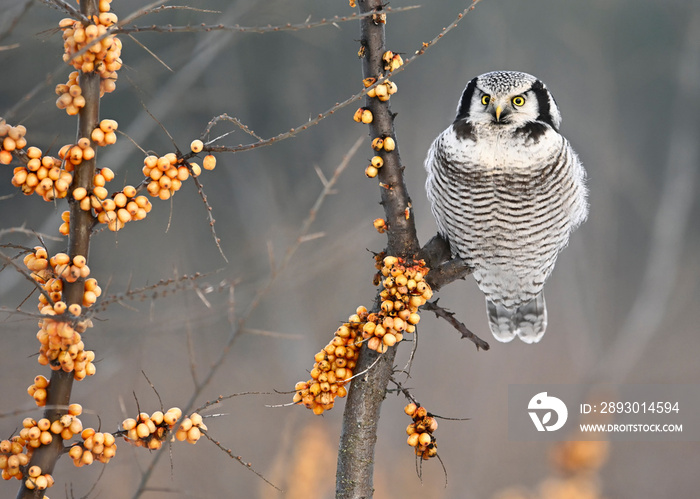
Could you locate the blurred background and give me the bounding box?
[1,0,699,497]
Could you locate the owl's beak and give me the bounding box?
[492,103,511,123]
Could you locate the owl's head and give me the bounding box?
[454,71,562,131]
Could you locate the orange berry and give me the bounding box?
[203,155,216,170]
[93,186,108,199]
[0,149,12,165]
[99,120,116,135]
[91,128,105,143]
[190,139,204,153]
[26,146,42,159]
[113,192,127,207]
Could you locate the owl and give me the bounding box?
[424,71,588,344]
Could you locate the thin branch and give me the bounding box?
[0,249,54,307]
[39,0,88,23]
[423,300,490,351]
[199,429,281,491]
[116,7,420,35]
[0,227,64,242]
[194,392,274,414]
[187,170,228,263]
[197,2,482,158]
[127,33,173,72]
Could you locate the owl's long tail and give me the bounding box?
[486,292,548,344]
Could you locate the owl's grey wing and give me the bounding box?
[486,291,547,344]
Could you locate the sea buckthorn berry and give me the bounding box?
[190,140,204,153]
[203,155,216,170]
[122,185,136,197]
[373,218,387,233]
[383,137,396,151]
[99,119,117,133]
[365,166,378,178]
[370,156,384,168]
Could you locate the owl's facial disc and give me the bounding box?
[478,90,537,127]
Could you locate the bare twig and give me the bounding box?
[187,169,229,263]
[0,250,55,310]
[116,6,420,35]
[423,300,490,351]
[199,429,281,491]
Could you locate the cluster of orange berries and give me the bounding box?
[121,408,205,450]
[55,71,85,116]
[363,77,398,102]
[91,118,118,146]
[73,165,153,232]
[404,402,438,460]
[20,404,83,451]
[370,135,396,153]
[0,119,27,164]
[68,428,117,467]
[0,436,31,481]
[26,375,50,407]
[365,135,396,178]
[58,0,122,107]
[382,50,404,72]
[58,137,96,173]
[24,247,99,378]
[22,465,54,492]
[360,255,431,352]
[25,247,101,306]
[11,146,71,201]
[364,155,383,179]
[174,412,208,444]
[0,120,71,203]
[141,141,215,201]
[353,107,373,124]
[293,308,365,415]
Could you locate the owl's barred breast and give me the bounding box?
[425,123,587,309]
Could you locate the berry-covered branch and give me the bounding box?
[334,1,422,496]
[14,0,103,494]
[286,1,485,497]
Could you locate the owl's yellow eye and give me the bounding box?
[512,96,526,107]
[481,94,491,106]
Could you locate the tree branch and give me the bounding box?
[16,1,100,498]
[337,2,484,496]
[336,2,420,497]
